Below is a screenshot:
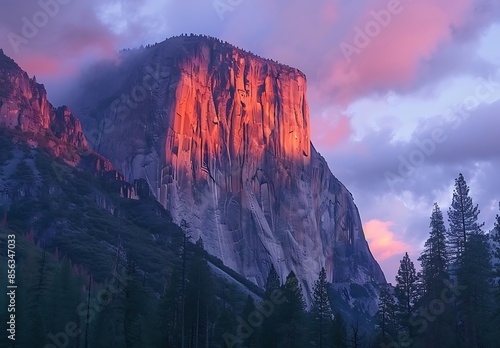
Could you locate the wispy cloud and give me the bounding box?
[364,219,412,261]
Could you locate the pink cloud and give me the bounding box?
[312,113,353,148]
[363,219,412,261]
[16,54,72,77]
[220,0,490,110]
[327,0,475,104]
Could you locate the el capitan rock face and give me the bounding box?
[74,35,386,295]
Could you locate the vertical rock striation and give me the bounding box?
[75,35,386,296]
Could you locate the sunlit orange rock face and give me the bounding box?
[0,49,55,134]
[165,44,310,194]
[75,36,386,295]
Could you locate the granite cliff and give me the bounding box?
[74,35,386,298]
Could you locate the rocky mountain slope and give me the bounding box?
[0,49,111,173]
[73,35,386,297]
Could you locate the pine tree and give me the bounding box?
[185,237,214,347]
[155,269,182,347]
[48,258,83,340]
[456,229,493,347]
[123,257,146,348]
[84,274,92,348]
[492,203,500,279]
[214,291,237,348]
[418,203,453,348]
[264,264,281,297]
[279,271,306,347]
[419,203,449,296]
[92,256,157,348]
[180,219,189,348]
[447,173,484,263]
[16,247,49,347]
[261,264,281,348]
[376,286,397,343]
[395,252,419,336]
[310,267,332,347]
[492,204,500,342]
[330,312,347,348]
[242,295,258,347]
[446,174,492,347]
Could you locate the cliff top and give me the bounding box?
[119,34,307,80]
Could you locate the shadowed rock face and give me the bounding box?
[74,35,386,296]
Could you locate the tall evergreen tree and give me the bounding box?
[16,250,48,347]
[376,286,397,343]
[214,285,237,348]
[419,203,449,295]
[180,219,189,348]
[97,253,154,348]
[264,264,281,297]
[261,264,281,348]
[242,295,258,347]
[185,237,214,347]
[445,174,492,347]
[447,173,484,263]
[418,203,453,348]
[456,231,493,348]
[123,258,145,348]
[279,271,306,347]
[330,312,347,348]
[492,203,500,280]
[48,258,83,343]
[492,204,500,342]
[155,269,182,347]
[310,267,332,347]
[395,252,419,336]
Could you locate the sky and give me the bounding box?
[1,0,499,282]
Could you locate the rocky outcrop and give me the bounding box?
[0,50,53,133]
[0,49,111,174]
[74,35,386,297]
[50,106,88,148]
